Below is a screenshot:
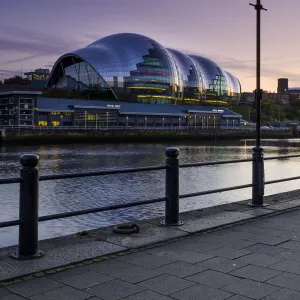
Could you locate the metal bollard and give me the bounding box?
[11,154,44,259]
[161,147,183,226]
[250,146,265,206]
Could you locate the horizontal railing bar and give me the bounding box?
[264,154,300,160]
[38,197,168,222]
[179,183,254,199]
[39,165,166,181]
[265,176,300,185]
[0,177,22,184]
[0,219,21,229]
[180,159,253,168]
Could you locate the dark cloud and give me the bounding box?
[0,26,83,65]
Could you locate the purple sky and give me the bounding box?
[0,0,299,91]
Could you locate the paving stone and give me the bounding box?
[243,244,285,256]
[218,239,259,250]
[29,286,91,300]
[0,287,27,299]
[268,259,300,274]
[274,249,300,261]
[137,274,195,295]
[50,271,114,289]
[222,279,281,300]
[232,225,288,237]
[206,247,251,259]
[7,278,64,297]
[87,259,135,275]
[227,296,252,300]
[0,288,10,296]
[154,261,207,278]
[267,272,300,291]
[109,265,162,283]
[245,235,290,246]
[233,253,284,267]
[186,270,240,288]
[121,290,174,300]
[86,279,145,300]
[279,240,300,251]
[196,257,247,273]
[263,288,300,300]
[115,252,177,269]
[0,293,26,299]
[171,240,221,252]
[145,247,215,264]
[230,265,282,282]
[47,266,92,281]
[171,284,232,300]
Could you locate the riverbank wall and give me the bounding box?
[0,128,293,145]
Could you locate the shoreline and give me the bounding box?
[0,128,294,145]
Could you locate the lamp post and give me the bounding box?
[250,0,267,206]
[96,113,98,130]
[162,117,164,128]
[106,111,109,129]
[145,116,147,129]
[194,115,196,129]
[213,115,216,129]
[84,111,87,130]
[126,116,128,128]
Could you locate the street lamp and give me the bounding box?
[126,116,128,128]
[84,111,87,130]
[249,0,267,206]
[162,117,164,128]
[194,115,196,129]
[145,116,147,129]
[106,111,109,129]
[95,113,98,130]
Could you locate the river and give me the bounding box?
[0,139,300,247]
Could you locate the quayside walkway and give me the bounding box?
[3,204,300,299]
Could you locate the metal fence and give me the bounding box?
[1,148,300,260]
[0,125,292,131]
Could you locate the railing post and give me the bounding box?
[11,154,44,259]
[250,146,265,206]
[161,147,183,226]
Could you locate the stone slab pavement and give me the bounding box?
[3,205,300,299]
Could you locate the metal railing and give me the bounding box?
[0,125,292,131]
[1,148,300,259]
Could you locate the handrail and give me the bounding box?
[179,183,254,199]
[180,158,253,168]
[39,165,166,181]
[38,197,167,222]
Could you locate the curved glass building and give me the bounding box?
[47,33,241,105]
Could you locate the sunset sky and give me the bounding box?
[0,0,299,92]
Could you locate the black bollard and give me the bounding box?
[161,147,183,226]
[11,154,44,259]
[250,146,265,206]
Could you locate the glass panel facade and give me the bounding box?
[47,33,241,106]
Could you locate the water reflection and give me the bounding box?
[0,139,300,247]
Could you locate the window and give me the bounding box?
[9,109,13,115]
[9,119,14,125]
[9,98,14,104]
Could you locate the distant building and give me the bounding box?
[24,69,49,88]
[277,78,289,94]
[0,91,241,127]
[46,33,242,106]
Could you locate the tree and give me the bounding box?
[3,76,29,85]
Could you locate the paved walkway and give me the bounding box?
[2,208,300,300]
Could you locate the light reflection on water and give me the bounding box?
[0,139,300,247]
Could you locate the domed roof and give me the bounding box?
[72,33,179,86]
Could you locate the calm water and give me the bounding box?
[1,139,300,247]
